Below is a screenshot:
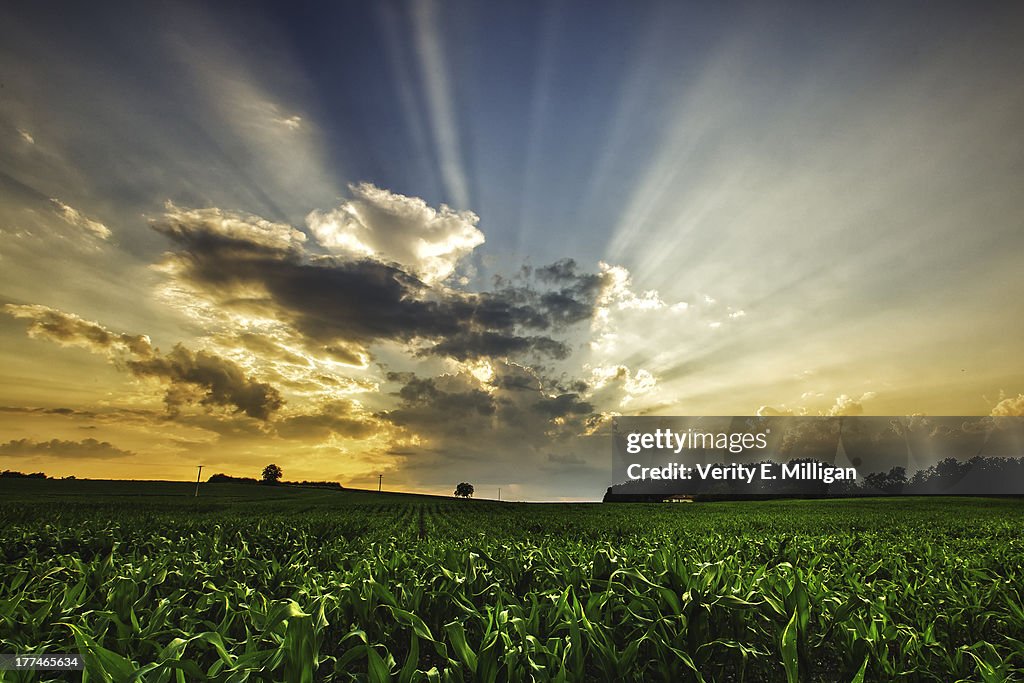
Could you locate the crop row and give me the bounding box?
[1,497,1022,681]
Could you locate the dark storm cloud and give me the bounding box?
[392,376,496,417]
[385,362,598,454]
[383,368,594,436]
[489,369,541,392]
[539,290,594,326]
[535,261,607,327]
[152,207,610,362]
[4,305,283,420]
[0,438,134,459]
[128,345,283,420]
[381,373,500,440]
[533,393,594,419]
[535,258,578,283]
[425,331,569,362]
[271,399,379,441]
[375,362,607,495]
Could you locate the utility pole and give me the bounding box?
[378,474,383,492]
[194,465,203,497]
[498,487,501,502]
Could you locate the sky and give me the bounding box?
[1,0,1023,500]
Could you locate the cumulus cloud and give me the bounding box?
[4,305,282,420]
[50,199,112,240]
[758,391,877,417]
[594,262,677,315]
[385,372,497,437]
[144,192,714,463]
[128,345,283,419]
[10,186,746,485]
[159,202,307,253]
[0,438,134,459]
[152,204,605,363]
[383,361,597,443]
[757,405,795,417]
[828,392,877,416]
[373,360,607,494]
[585,364,659,408]
[6,183,752,499]
[307,183,483,283]
[533,393,593,419]
[427,331,568,362]
[5,304,153,356]
[991,393,1024,417]
[585,261,706,359]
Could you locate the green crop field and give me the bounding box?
[1,481,1022,682]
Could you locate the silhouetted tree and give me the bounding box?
[454,482,474,498]
[261,463,283,484]
[208,473,258,484]
[0,470,47,479]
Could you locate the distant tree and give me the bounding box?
[935,457,964,482]
[261,464,283,485]
[454,482,474,498]
[209,473,258,484]
[1,470,47,479]
[866,466,907,493]
[888,466,908,492]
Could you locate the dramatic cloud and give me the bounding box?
[50,199,112,240]
[372,359,608,495]
[4,305,283,420]
[533,393,593,419]
[426,331,568,362]
[992,394,1024,417]
[383,361,596,444]
[4,186,736,494]
[584,261,701,364]
[5,304,153,357]
[307,183,483,283]
[159,203,307,254]
[274,399,379,440]
[128,345,283,419]
[534,258,579,283]
[0,438,134,459]
[152,202,609,363]
[384,372,497,438]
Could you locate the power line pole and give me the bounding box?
[194,465,203,497]
[378,474,383,493]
